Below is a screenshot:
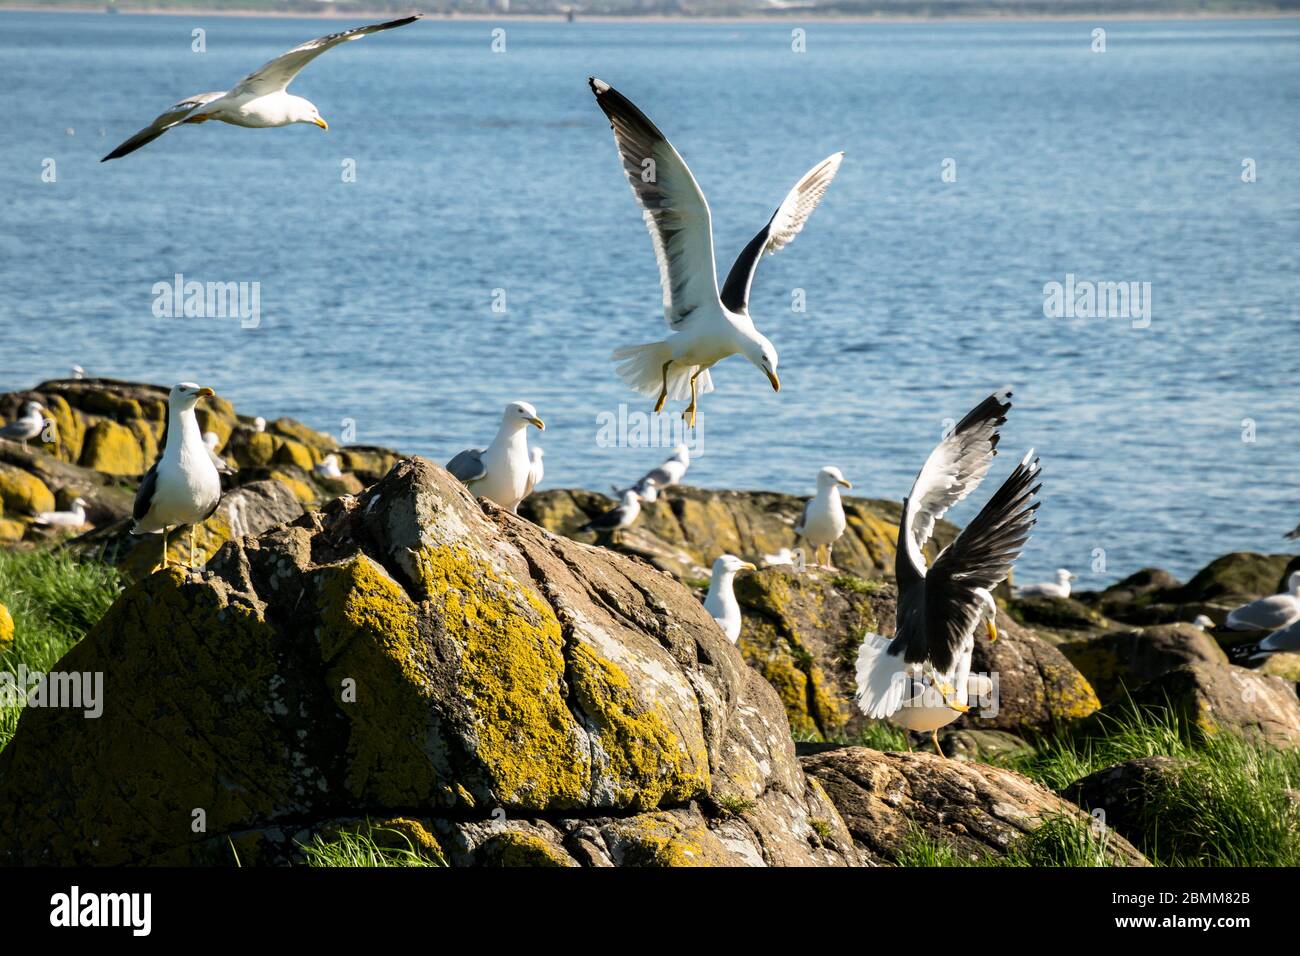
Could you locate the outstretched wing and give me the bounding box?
[230,15,421,96]
[101,92,225,162]
[922,451,1041,674]
[719,151,844,314]
[589,77,721,329]
[446,448,487,484]
[897,387,1014,584]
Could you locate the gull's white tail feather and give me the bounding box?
[612,342,715,402]
[854,632,909,720]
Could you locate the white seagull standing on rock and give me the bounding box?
[580,489,642,536]
[1015,568,1076,599]
[34,497,90,529]
[0,402,48,448]
[315,453,344,480]
[1225,572,1300,631]
[703,554,757,643]
[589,77,843,426]
[446,402,546,514]
[132,383,223,570]
[102,16,422,161]
[795,466,852,569]
[855,388,1040,753]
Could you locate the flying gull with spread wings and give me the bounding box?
[589,77,843,426]
[102,16,421,161]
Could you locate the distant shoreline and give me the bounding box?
[3,6,1299,24]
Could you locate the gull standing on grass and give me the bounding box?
[132,383,223,570]
[855,388,1041,752]
[446,402,545,514]
[1015,568,1076,598]
[615,444,690,502]
[0,402,47,448]
[589,78,843,426]
[794,466,852,569]
[101,15,422,161]
[1225,572,1300,631]
[703,554,757,643]
[33,497,89,529]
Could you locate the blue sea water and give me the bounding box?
[0,11,1297,586]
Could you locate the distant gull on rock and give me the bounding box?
[252,417,267,433]
[794,466,852,569]
[1192,614,1215,630]
[703,554,757,643]
[1015,568,1076,599]
[855,388,1039,752]
[33,497,89,529]
[589,77,843,425]
[1225,571,1300,631]
[616,444,690,502]
[71,365,86,380]
[580,489,643,536]
[0,402,47,448]
[202,431,237,475]
[132,383,223,569]
[446,401,545,514]
[102,16,422,161]
[314,453,343,480]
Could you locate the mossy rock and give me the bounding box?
[1059,623,1229,705]
[195,407,235,447]
[1173,552,1295,604]
[0,463,55,515]
[269,417,338,453]
[1007,594,1110,635]
[0,603,12,645]
[78,420,145,476]
[78,390,143,421]
[477,831,574,867]
[272,438,317,472]
[236,431,280,467]
[0,519,23,543]
[42,394,85,463]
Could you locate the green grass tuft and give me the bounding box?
[300,828,445,868]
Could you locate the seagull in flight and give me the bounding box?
[855,388,1040,748]
[101,16,421,162]
[589,78,843,426]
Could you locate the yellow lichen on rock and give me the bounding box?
[0,463,55,515]
[479,831,573,867]
[415,544,590,810]
[0,603,13,645]
[268,470,318,505]
[273,438,317,471]
[79,420,145,475]
[42,394,84,463]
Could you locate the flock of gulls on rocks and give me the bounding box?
[3,16,1298,750]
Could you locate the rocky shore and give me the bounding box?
[1,379,1297,866]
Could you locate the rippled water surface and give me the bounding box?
[1,12,1298,585]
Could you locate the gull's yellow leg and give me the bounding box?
[932,730,941,754]
[189,526,197,569]
[160,527,169,570]
[683,370,701,427]
[654,361,673,413]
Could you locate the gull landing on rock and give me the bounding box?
[589,77,843,427]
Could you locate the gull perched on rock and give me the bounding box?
[33,497,89,529]
[252,417,267,433]
[0,402,47,448]
[580,489,642,536]
[1225,571,1300,631]
[616,444,690,502]
[202,431,237,476]
[314,453,344,480]
[1015,568,1076,599]
[132,383,223,569]
[794,466,852,569]
[446,402,545,514]
[101,15,421,161]
[703,554,757,643]
[589,77,843,426]
[855,388,1040,752]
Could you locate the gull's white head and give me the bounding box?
[740,333,781,392]
[620,489,640,507]
[253,416,266,433]
[20,401,44,418]
[638,478,659,503]
[71,365,86,380]
[712,554,757,577]
[503,401,545,431]
[70,496,89,511]
[288,95,328,130]
[169,382,214,412]
[673,443,690,464]
[322,453,339,467]
[817,465,852,490]
[1056,569,1076,584]
[975,587,999,641]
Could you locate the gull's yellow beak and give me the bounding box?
[985,618,999,642]
[739,561,757,572]
[314,117,329,130]
[838,479,853,489]
[197,387,215,399]
[527,417,545,431]
[765,369,781,392]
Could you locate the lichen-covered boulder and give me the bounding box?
[1059,623,1230,704]
[1120,661,1300,749]
[0,458,857,866]
[520,486,955,585]
[0,603,12,645]
[1006,594,1111,637]
[78,419,147,476]
[0,463,54,516]
[1060,757,1188,858]
[1172,552,1296,605]
[799,745,1147,865]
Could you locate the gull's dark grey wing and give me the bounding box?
[921,452,1042,673]
[794,497,813,535]
[719,152,844,314]
[101,92,225,162]
[446,448,487,484]
[132,461,159,524]
[230,15,422,96]
[581,502,627,533]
